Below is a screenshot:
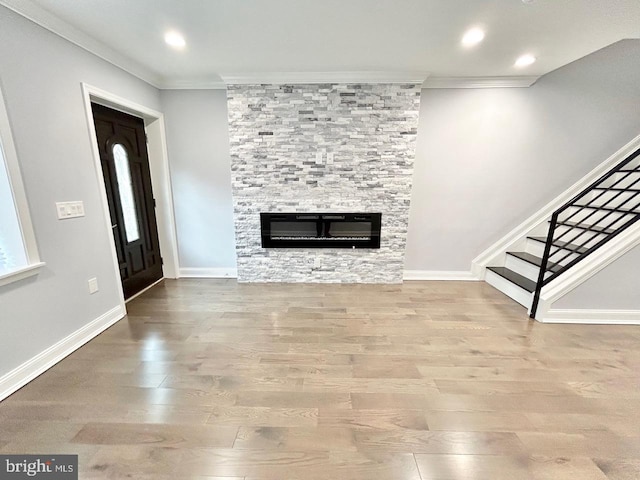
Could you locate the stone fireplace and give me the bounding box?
[226,82,421,283]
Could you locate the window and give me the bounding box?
[112,143,140,243]
[0,85,43,286]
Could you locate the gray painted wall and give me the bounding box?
[0,6,160,377]
[405,39,640,272]
[553,245,640,310]
[160,90,236,271]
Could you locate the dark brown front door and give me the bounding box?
[91,103,163,299]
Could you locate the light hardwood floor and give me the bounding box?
[1,279,640,479]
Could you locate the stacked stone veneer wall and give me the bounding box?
[227,83,421,283]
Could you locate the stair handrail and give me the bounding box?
[530,147,640,318]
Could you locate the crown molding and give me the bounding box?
[423,75,540,89]
[0,0,163,88]
[220,71,431,85]
[159,79,227,90]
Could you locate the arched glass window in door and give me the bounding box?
[113,143,140,243]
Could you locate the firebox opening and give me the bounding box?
[260,213,381,248]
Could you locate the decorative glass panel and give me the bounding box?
[113,144,140,243]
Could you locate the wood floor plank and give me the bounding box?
[525,456,609,480]
[8,385,237,407]
[594,458,640,480]
[26,371,168,389]
[160,374,304,392]
[352,362,423,378]
[350,393,430,410]
[234,426,357,451]
[206,406,318,427]
[82,445,183,476]
[425,411,536,432]
[287,365,354,378]
[235,391,352,409]
[354,430,525,454]
[123,404,217,426]
[175,449,422,479]
[414,453,533,480]
[434,378,576,396]
[414,454,609,480]
[526,412,640,436]
[302,377,438,394]
[0,420,85,450]
[517,431,640,458]
[71,422,238,448]
[317,409,428,431]
[418,392,606,414]
[0,402,128,423]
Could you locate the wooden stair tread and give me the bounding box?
[486,267,536,293]
[556,221,616,235]
[528,236,590,255]
[507,251,562,274]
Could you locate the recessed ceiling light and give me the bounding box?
[164,31,186,49]
[461,28,485,47]
[515,54,536,67]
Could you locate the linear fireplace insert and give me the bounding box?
[261,212,381,248]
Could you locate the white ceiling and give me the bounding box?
[4,0,640,88]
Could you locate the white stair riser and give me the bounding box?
[602,170,639,189]
[579,190,638,206]
[553,226,606,245]
[624,157,640,169]
[505,255,541,282]
[546,250,580,267]
[564,209,633,226]
[525,238,545,257]
[485,270,533,309]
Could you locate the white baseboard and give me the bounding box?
[0,305,125,401]
[179,267,238,278]
[403,270,480,281]
[540,308,640,325]
[182,268,478,281]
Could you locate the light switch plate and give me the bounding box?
[56,201,85,219]
[88,277,99,294]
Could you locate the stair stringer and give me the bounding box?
[535,221,640,322]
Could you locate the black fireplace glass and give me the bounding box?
[270,221,318,238]
[260,213,381,248]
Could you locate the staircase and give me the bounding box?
[485,146,640,317]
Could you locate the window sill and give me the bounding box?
[0,262,46,288]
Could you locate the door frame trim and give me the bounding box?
[81,83,180,308]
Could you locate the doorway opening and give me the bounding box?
[91,103,163,299]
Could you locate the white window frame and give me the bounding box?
[0,85,44,287]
